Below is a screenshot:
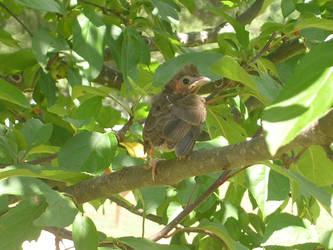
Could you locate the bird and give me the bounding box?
[143,64,211,180]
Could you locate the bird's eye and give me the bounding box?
[182,78,190,84]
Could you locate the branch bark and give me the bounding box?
[65,108,333,204]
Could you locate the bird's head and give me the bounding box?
[164,64,211,95]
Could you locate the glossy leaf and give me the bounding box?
[58,131,117,174]
[73,214,99,250]
[0,198,46,250]
[294,146,333,187]
[0,177,77,227]
[73,11,106,80]
[263,41,333,155]
[0,79,30,108]
[15,0,65,14]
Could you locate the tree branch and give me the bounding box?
[0,2,33,37]
[64,108,333,204]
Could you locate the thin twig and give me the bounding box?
[109,195,164,224]
[0,2,33,37]
[150,170,231,241]
[244,32,278,70]
[206,32,278,103]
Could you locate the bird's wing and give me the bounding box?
[171,94,206,126]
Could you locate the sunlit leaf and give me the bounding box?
[73,214,99,250]
[263,41,333,155]
[15,0,65,14]
[0,79,30,108]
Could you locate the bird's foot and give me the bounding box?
[144,158,165,182]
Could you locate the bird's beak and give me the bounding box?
[190,76,211,92]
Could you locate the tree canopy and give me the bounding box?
[0,0,333,249]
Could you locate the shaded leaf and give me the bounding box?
[295,146,333,187]
[58,131,117,174]
[119,236,188,250]
[0,29,20,48]
[0,177,77,227]
[0,49,37,74]
[0,79,30,108]
[281,0,295,17]
[21,118,53,148]
[0,198,46,250]
[15,0,64,14]
[150,0,179,24]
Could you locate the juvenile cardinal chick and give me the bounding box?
[143,64,211,180]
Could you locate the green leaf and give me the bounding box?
[207,5,249,48]
[73,214,99,250]
[319,230,333,249]
[149,0,179,24]
[0,198,46,250]
[179,0,195,13]
[37,72,57,106]
[32,28,69,68]
[73,11,106,80]
[0,79,30,108]
[198,221,247,250]
[210,56,261,100]
[294,146,333,187]
[252,73,282,105]
[21,118,53,148]
[138,187,167,215]
[263,41,333,155]
[120,28,150,94]
[268,162,333,215]
[281,0,295,17]
[154,52,222,88]
[262,213,315,246]
[0,29,20,48]
[0,49,37,74]
[15,0,64,14]
[119,237,188,250]
[72,96,102,125]
[246,165,288,217]
[295,17,333,31]
[0,164,92,185]
[0,177,77,227]
[206,104,247,143]
[58,131,117,174]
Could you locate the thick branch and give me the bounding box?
[65,108,333,204]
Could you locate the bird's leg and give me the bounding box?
[144,148,159,181]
